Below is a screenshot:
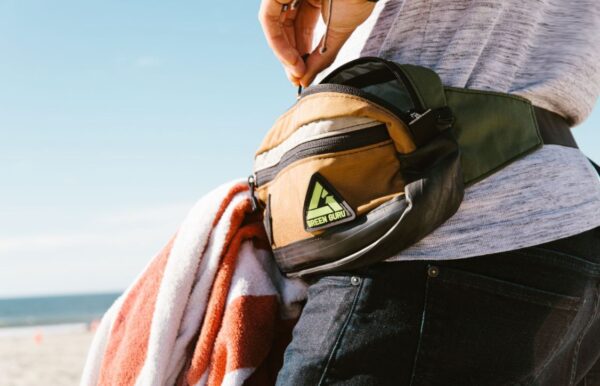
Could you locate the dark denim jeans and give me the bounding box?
[275,226,600,386]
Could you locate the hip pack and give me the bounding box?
[249,57,560,278]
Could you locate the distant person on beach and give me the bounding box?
[260,0,600,384]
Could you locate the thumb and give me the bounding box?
[299,27,353,87]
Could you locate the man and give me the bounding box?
[259,0,600,384]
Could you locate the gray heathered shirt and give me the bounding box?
[315,0,600,261]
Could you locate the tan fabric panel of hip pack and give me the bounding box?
[255,92,417,157]
[256,140,406,248]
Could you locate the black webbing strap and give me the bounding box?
[590,158,600,176]
[533,106,578,148]
[533,106,599,177]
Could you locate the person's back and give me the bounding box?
[259,0,600,384]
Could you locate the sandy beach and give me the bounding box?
[0,324,94,386]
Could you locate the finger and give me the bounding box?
[300,27,353,87]
[284,66,302,87]
[294,0,321,56]
[281,8,298,50]
[259,0,306,78]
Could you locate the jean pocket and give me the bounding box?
[516,226,600,270]
[410,264,583,386]
[276,274,364,386]
[514,245,600,277]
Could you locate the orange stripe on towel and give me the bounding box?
[212,182,249,228]
[208,295,279,385]
[186,218,268,385]
[98,234,176,386]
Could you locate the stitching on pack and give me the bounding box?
[444,86,532,103]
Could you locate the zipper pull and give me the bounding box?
[408,110,423,121]
[247,174,261,213]
[320,0,334,54]
[408,107,455,147]
[297,53,311,98]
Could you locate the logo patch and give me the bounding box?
[303,173,356,232]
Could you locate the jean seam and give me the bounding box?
[519,303,584,385]
[316,277,365,386]
[510,248,600,277]
[437,268,582,311]
[569,283,600,386]
[408,267,432,386]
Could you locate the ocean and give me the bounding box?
[0,292,121,328]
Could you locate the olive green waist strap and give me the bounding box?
[443,87,575,186]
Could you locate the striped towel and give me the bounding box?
[80,178,308,386]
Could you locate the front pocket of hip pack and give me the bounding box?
[255,122,406,250]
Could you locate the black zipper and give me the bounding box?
[386,59,426,113]
[299,83,413,123]
[319,56,426,114]
[255,123,390,186]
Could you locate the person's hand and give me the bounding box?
[259,0,376,87]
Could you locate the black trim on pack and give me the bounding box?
[274,195,409,273]
[255,123,390,186]
[263,193,273,246]
[334,67,398,89]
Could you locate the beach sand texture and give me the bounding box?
[0,329,93,386]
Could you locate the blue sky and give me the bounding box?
[0,1,598,297]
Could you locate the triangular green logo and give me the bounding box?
[303,173,356,232]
